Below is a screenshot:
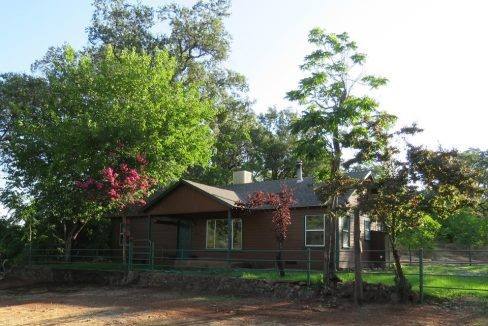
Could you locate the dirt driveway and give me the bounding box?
[0,285,486,325]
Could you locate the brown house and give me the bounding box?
[111,165,385,270]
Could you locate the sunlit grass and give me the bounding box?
[36,261,488,300]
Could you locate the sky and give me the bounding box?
[0,0,487,151]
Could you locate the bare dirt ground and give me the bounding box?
[0,283,486,326]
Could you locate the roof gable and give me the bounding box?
[144,180,232,215]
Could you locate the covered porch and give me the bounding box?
[120,179,244,268]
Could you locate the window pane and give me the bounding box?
[232,219,242,249]
[342,217,350,231]
[342,231,350,248]
[306,215,324,230]
[306,231,324,246]
[206,220,215,248]
[215,219,228,249]
[364,220,371,241]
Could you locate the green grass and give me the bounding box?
[33,261,488,300]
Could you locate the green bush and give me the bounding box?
[398,214,441,249]
[441,209,488,248]
[0,219,26,261]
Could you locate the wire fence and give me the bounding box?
[24,243,488,301]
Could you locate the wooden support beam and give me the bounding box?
[147,215,152,242]
[227,208,232,264]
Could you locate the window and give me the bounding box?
[364,218,371,241]
[118,223,124,246]
[305,215,325,246]
[206,219,242,250]
[341,216,351,248]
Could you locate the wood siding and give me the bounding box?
[114,206,384,270]
[147,184,228,215]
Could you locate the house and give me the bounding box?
[110,163,385,270]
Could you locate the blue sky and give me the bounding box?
[1,0,487,150]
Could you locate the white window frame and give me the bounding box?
[341,216,351,249]
[305,215,326,247]
[364,218,371,241]
[205,218,242,250]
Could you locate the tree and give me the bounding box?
[441,209,488,248]
[76,152,154,263]
[0,46,215,256]
[397,213,440,250]
[87,0,256,185]
[238,186,294,277]
[462,149,488,213]
[361,144,482,301]
[246,107,300,181]
[287,28,396,294]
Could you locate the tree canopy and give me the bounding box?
[87,0,256,185]
[287,28,396,286]
[0,46,215,248]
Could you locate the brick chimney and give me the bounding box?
[232,170,253,184]
[296,160,303,183]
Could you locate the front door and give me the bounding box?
[177,221,191,258]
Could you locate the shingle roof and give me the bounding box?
[183,180,240,206]
[223,177,321,208]
[142,170,371,212]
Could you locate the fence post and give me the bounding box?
[419,248,424,304]
[468,245,472,266]
[307,248,311,287]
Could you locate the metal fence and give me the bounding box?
[25,243,488,302]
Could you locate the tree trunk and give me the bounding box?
[324,196,339,288]
[323,211,333,286]
[63,223,79,262]
[122,215,127,265]
[391,241,409,302]
[328,213,338,281]
[277,241,285,277]
[64,237,72,262]
[328,129,341,286]
[353,208,363,305]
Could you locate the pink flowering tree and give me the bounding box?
[76,153,154,263]
[238,186,294,277]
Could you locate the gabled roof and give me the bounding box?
[142,170,372,213]
[183,180,240,206]
[223,177,320,208]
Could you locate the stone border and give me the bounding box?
[7,267,407,303]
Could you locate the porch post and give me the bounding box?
[227,208,232,266]
[147,215,152,241]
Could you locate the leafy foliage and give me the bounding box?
[246,108,300,180]
[0,219,24,261]
[238,186,295,243]
[238,186,295,276]
[88,0,256,185]
[287,27,396,285]
[76,152,154,210]
[0,46,215,249]
[397,214,440,250]
[440,209,488,248]
[360,140,484,301]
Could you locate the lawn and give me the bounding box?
[37,261,488,300]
